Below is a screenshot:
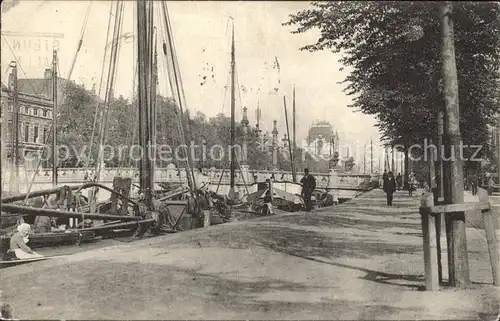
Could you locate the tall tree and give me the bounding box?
[284,1,500,177]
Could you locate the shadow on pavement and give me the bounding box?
[285,253,425,290]
[160,223,424,291]
[266,212,421,235]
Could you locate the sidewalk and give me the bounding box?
[1,189,499,319]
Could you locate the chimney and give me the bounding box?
[8,72,14,89]
[44,68,52,79]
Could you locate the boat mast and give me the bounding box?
[52,50,58,186]
[283,96,296,182]
[147,1,156,191]
[363,144,366,174]
[229,20,236,194]
[151,28,158,173]
[136,0,153,209]
[292,86,297,183]
[10,62,20,193]
[370,139,373,173]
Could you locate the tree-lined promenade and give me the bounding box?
[285,1,500,179]
[285,1,500,287]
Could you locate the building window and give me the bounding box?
[43,110,48,117]
[33,108,38,116]
[8,103,12,111]
[24,123,29,142]
[33,125,39,143]
[43,127,48,142]
[25,106,30,114]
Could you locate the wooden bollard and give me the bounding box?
[478,188,500,286]
[203,209,211,227]
[420,192,440,291]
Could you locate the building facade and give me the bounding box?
[1,79,53,170]
[302,121,339,158]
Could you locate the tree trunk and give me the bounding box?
[440,1,470,287]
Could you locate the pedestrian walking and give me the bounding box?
[300,168,316,212]
[380,170,388,190]
[470,173,478,196]
[408,172,416,197]
[396,173,403,190]
[383,171,397,206]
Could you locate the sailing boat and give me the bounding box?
[0,1,200,258]
[204,22,304,212]
[245,90,305,212]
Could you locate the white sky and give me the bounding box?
[1,0,385,167]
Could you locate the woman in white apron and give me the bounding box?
[9,223,43,260]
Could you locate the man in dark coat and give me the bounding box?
[383,171,397,206]
[469,173,478,196]
[300,168,316,211]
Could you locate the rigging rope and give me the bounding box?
[66,1,93,80]
[161,1,197,192]
[94,0,125,185]
[166,20,198,191]
[122,1,139,170]
[15,1,98,203]
[86,1,115,169]
[220,19,233,114]
[156,15,183,180]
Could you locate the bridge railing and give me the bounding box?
[2,167,379,189]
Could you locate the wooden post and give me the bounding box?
[497,114,500,186]
[429,139,443,283]
[435,109,446,283]
[420,192,440,291]
[478,188,500,286]
[203,191,212,228]
[440,1,470,287]
[268,179,274,202]
[428,139,436,189]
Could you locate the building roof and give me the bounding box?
[17,78,52,98]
